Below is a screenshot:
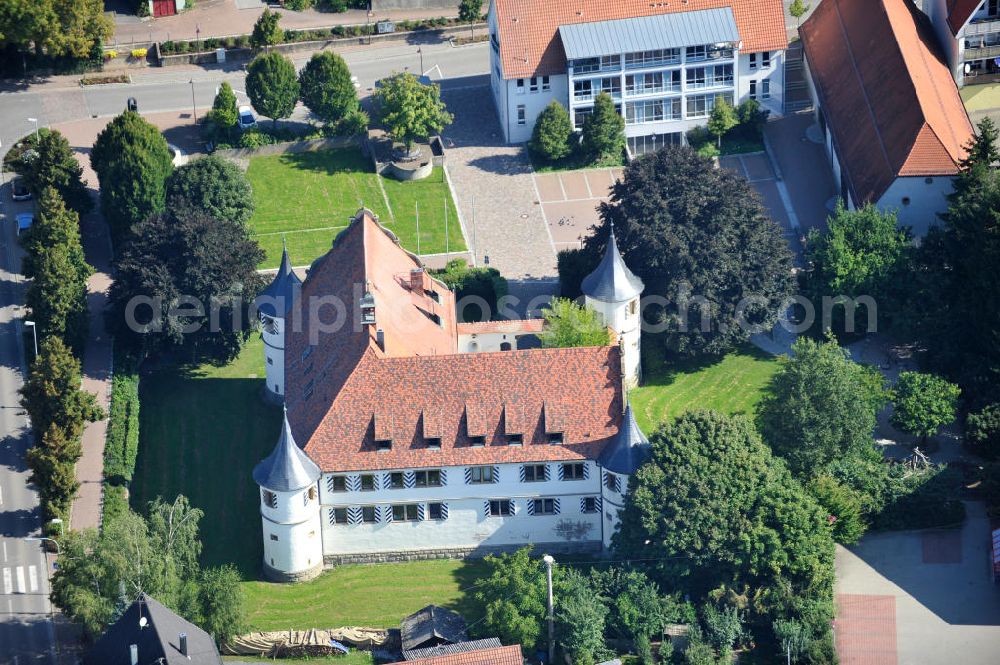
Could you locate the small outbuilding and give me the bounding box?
[400,605,469,653]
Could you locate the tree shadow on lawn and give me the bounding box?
[276,148,374,177]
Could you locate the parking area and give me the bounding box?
[533,168,623,252]
[834,501,1000,665]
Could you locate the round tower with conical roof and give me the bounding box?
[256,242,302,401]
[581,225,645,387]
[598,401,650,549]
[253,408,323,582]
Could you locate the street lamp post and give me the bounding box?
[24,536,60,555]
[543,554,555,665]
[418,47,424,76]
[189,80,198,123]
[24,320,38,358]
[27,117,39,140]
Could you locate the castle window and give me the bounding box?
[360,474,376,491]
[389,472,405,489]
[561,463,585,480]
[469,435,486,447]
[507,433,523,446]
[428,503,447,520]
[426,437,442,450]
[375,438,392,451]
[548,432,564,445]
[605,472,621,493]
[262,490,278,509]
[270,534,278,541]
[487,499,512,517]
[329,508,348,524]
[532,498,558,515]
[522,464,547,482]
[582,497,599,513]
[330,476,347,492]
[392,504,420,521]
[629,299,637,316]
[415,470,442,487]
[468,466,495,484]
[308,487,317,501]
[362,506,378,523]
[267,357,273,365]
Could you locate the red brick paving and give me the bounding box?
[835,594,898,665]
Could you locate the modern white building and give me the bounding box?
[800,0,974,235]
[925,0,1000,86]
[254,210,651,581]
[256,243,302,401]
[487,0,788,153]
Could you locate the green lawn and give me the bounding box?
[131,336,282,575]
[960,82,1000,112]
[243,559,488,630]
[246,149,465,269]
[630,342,781,434]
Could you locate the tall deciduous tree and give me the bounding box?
[588,145,793,355]
[91,111,173,242]
[555,569,609,665]
[20,336,103,446]
[166,156,255,228]
[789,0,811,27]
[0,0,112,59]
[19,129,92,214]
[298,51,359,125]
[582,92,624,161]
[530,101,574,162]
[539,298,610,348]
[890,372,960,445]
[246,51,300,127]
[197,565,247,643]
[613,410,836,655]
[375,72,453,155]
[210,81,239,129]
[707,97,738,148]
[758,336,887,476]
[475,548,551,649]
[108,203,265,364]
[250,7,282,48]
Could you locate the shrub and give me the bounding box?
[236,34,251,48]
[809,474,866,544]
[224,37,236,48]
[203,37,219,49]
[105,50,118,59]
[434,259,508,322]
[284,0,315,9]
[696,143,720,158]
[175,40,190,53]
[336,109,369,136]
[160,41,174,53]
[873,464,966,530]
[238,129,273,149]
[966,403,1000,459]
[130,48,148,59]
[530,101,574,162]
[104,355,140,485]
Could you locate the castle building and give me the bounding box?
[257,242,302,401]
[254,210,649,582]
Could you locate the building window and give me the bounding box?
[548,432,564,444]
[468,466,496,484]
[624,48,680,69]
[532,498,558,515]
[762,51,771,68]
[574,108,593,129]
[267,357,273,365]
[686,45,708,62]
[270,533,278,541]
[392,504,420,522]
[414,470,442,487]
[507,433,523,446]
[305,487,316,504]
[488,499,513,517]
[574,79,593,100]
[428,502,447,520]
[330,508,348,525]
[749,52,758,69]
[686,93,732,119]
[362,506,378,523]
[426,437,442,449]
[600,54,621,69]
[599,76,622,97]
[605,472,621,493]
[470,435,486,447]
[686,67,706,88]
[582,497,599,513]
[376,438,391,451]
[360,474,376,491]
[516,78,525,94]
[389,472,405,489]
[262,489,277,509]
[529,76,538,93]
[749,80,758,100]
[541,75,550,91]
[561,463,585,480]
[761,78,771,100]
[523,464,547,482]
[330,476,347,492]
[516,105,526,125]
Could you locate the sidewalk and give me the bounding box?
[112,0,461,46]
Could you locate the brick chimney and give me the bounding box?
[409,268,424,293]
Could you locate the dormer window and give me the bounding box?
[507,433,523,446]
[426,437,442,449]
[360,291,376,325]
[376,438,392,451]
[548,432,564,444]
[469,435,486,447]
[426,289,441,303]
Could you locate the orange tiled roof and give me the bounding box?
[493,0,788,79]
[800,0,973,206]
[947,0,982,34]
[285,211,624,473]
[389,645,524,665]
[456,319,545,335]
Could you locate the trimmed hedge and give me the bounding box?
[102,352,140,525]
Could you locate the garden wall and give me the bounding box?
[214,135,363,161]
[155,23,486,67]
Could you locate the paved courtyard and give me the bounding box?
[533,168,623,252]
[834,501,1000,665]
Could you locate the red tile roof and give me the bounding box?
[800,0,973,206]
[493,0,788,79]
[456,319,545,335]
[389,645,524,665]
[947,0,981,34]
[285,211,624,473]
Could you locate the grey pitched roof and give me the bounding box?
[403,638,504,661]
[581,227,644,303]
[558,8,739,59]
[257,242,302,318]
[83,593,222,665]
[400,605,468,652]
[598,402,651,475]
[253,408,321,492]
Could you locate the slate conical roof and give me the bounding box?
[253,408,320,492]
[581,225,644,303]
[598,402,651,475]
[256,242,301,318]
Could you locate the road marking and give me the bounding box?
[3,567,11,594]
[0,484,4,504]
[2,540,6,562]
[15,565,24,594]
[28,565,37,593]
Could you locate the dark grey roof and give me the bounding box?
[400,605,468,652]
[559,8,739,59]
[83,593,222,665]
[598,402,651,475]
[256,242,302,318]
[403,638,504,661]
[581,227,644,303]
[253,408,321,492]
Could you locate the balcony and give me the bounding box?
[624,84,680,98]
[965,44,1000,61]
[966,17,1000,36]
[573,89,622,103]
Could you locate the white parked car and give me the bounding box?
[237,106,257,130]
[15,213,34,236]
